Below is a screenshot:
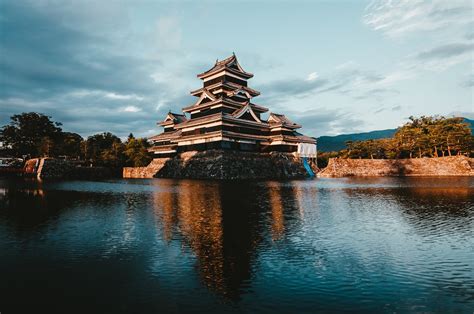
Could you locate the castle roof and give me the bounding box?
[197,54,254,79]
[190,82,260,97]
[231,103,262,123]
[158,112,188,126]
[268,113,301,129]
[148,129,182,142]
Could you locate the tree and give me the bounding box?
[82,132,124,166]
[124,137,151,167]
[38,136,54,157]
[343,115,474,159]
[101,141,125,167]
[56,132,83,159]
[0,112,62,157]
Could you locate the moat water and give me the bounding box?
[0,177,473,313]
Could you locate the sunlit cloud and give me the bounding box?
[120,105,142,113]
[306,72,319,81]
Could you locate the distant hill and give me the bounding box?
[317,129,396,152]
[465,117,474,131]
[317,117,473,152]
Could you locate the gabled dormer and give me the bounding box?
[183,89,217,113]
[159,112,187,132]
[228,89,252,101]
[232,103,262,123]
[268,113,301,129]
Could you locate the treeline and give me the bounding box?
[318,116,474,167]
[0,112,151,167]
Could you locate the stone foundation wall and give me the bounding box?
[36,158,75,179]
[24,158,121,179]
[123,158,170,178]
[318,156,474,177]
[123,150,317,180]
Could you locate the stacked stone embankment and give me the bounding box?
[318,156,474,177]
[24,158,121,179]
[122,158,170,178]
[123,150,317,180]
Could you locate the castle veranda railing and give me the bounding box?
[297,143,317,158]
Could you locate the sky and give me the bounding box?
[0,0,473,139]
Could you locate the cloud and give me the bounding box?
[261,107,365,137]
[306,72,319,81]
[363,0,473,87]
[258,61,396,104]
[258,77,329,101]
[363,0,472,37]
[291,108,365,136]
[414,43,473,61]
[105,93,144,101]
[404,41,474,72]
[155,17,182,50]
[120,106,142,113]
[0,2,161,100]
[373,104,402,114]
[460,74,474,88]
[0,1,195,139]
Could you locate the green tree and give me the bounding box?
[101,141,125,167]
[124,137,151,167]
[0,112,62,157]
[38,136,54,157]
[57,132,83,158]
[344,115,474,159]
[83,132,124,166]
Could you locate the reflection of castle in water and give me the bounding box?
[152,180,301,299]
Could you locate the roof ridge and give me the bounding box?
[197,54,253,79]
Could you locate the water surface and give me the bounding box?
[0,177,473,313]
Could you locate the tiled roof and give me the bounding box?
[197,54,253,79]
[170,112,187,123]
[148,129,182,141]
[231,103,262,122]
[159,112,188,126]
[268,113,302,129]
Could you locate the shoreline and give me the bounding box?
[317,156,474,177]
[2,155,473,180]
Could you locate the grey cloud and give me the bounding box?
[428,6,469,19]
[0,1,200,139]
[460,75,473,88]
[466,30,474,40]
[0,94,183,139]
[0,2,160,99]
[258,78,329,101]
[258,64,393,104]
[354,88,399,101]
[364,0,472,37]
[280,108,365,137]
[373,104,401,114]
[415,43,473,60]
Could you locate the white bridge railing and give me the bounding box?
[296,143,317,158]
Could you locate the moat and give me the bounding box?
[1,177,473,313]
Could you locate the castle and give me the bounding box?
[148,54,316,158]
